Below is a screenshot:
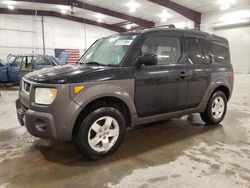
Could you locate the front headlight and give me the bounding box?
[35,88,57,105]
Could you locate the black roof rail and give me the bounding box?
[152,24,176,29]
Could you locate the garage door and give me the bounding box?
[214,26,250,74]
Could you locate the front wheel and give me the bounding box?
[74,107,126,160]
[200,91,227,125]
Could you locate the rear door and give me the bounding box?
[134,31,189,117]
[8,56,23,83]
[185,35,212,108]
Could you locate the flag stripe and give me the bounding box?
[65,49,80,64]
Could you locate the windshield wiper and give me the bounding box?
[84,62,115,67]
[84,61,102,66]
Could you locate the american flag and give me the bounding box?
[55,48,80,64]
[65,49,80,64]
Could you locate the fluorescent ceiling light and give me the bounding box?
[161,17,168,23]
[8,5,14,10]
[3,1,15,5]
[217,0,235,10]
[61,9,67,14]
[97,18,103,23]
[95,13,104,19]
[126,1,140,9]
[126,1,140,13]
[129,8,136,13]
[95,14,104,23]
[217,0,235,4]
[58,5,69,14]
[158,9,171,23]
[58,5,69,10]
[220,3,231,10]
[125,24,132,30]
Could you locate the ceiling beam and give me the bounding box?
[0,8,126,32]
[147,0,201,28]
[14,0,155,28]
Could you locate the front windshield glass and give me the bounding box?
[0,56,16,65]
[6,56,16,64]
[78,34,138,66]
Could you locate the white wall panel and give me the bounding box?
[0,14,115,59]
[214,27,250,73]
[202,5,250,73]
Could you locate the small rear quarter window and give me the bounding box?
[212,44,230,64]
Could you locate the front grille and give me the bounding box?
[23,81,31,93]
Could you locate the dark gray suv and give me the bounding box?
[16,27,234,160]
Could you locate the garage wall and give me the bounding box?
[201,6,250,73]
[0,14,116,59]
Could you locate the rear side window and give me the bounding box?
[212,44,230,64]
[36,56,52,66]
[187,37,206,64]
[141,36,181,65]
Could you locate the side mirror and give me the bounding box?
[135,54,157,68]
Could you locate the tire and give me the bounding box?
[73,106,126,160]
[200,91,227,125]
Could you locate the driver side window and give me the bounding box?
[12,57,23,67]
[140,36,181,65]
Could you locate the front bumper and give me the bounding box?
[16,99,58,140]
[16,78,82,141]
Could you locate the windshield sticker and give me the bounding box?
[115,40,133,46]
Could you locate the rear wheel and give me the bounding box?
[200,91,227,125]
[74,106,126,160]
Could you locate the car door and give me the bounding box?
[0,62,8,82]
[185,35,212,108]
[8,56,23,83]
[134,31,189,117]
[20,56,34,79]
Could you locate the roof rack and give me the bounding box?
[152,24,176,29]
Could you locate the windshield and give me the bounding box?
[0,56,16,66]
[78,34,138,66]
[6,56,16,64]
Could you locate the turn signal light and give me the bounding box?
[74,86,85,94]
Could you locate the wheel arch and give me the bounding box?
[72,95,133,138]
[212,85,230,101]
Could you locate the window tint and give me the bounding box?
[212,44,229,64]
[141,36,181,65]
[187,37,206,64]
[11,57,23,67]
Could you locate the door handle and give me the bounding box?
[179,71,189,78]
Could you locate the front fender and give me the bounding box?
[70,79,137,115]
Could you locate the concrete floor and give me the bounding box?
[0,74,249,188]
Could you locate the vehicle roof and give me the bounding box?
[13,54,51,57]
[122,27,227,43]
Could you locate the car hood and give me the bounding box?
[24,64,118,84]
